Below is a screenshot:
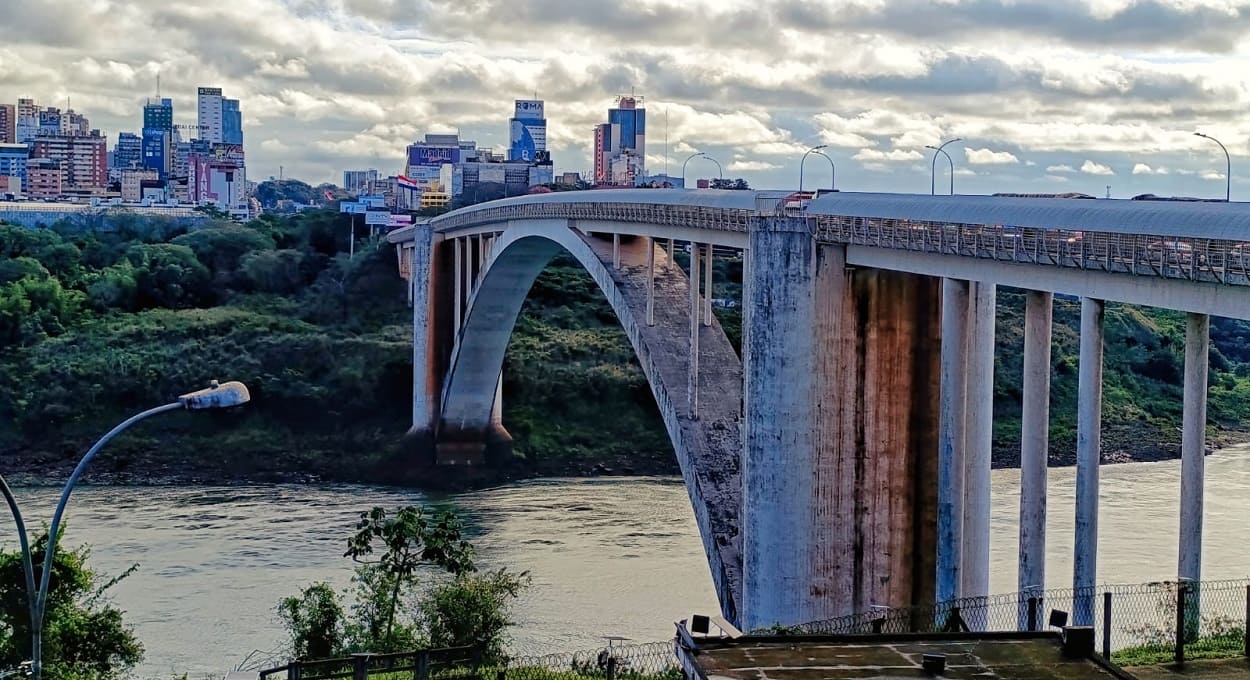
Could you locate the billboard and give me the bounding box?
[364,210,390,225]
[509,121,547,161]
[514,99,545,120]
[408,145,460,166]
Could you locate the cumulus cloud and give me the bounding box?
[1132,163,1170,175]
[1081,160,1116,175]
[854,148,925,162]
[965,148,1019,165]
[1047,165,1077,173]
[728,160,781,172]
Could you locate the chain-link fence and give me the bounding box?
[498,641,680,680]
[787,578,1250,666]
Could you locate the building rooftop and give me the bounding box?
[681,631,1137,680]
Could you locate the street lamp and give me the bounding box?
[1194,132,1231,202]
[1,380,250,680]
[681,152,705,189]
[799,144,829,194]
[702,155,723,182]
[812,149,837,191]
[926,138,962,195]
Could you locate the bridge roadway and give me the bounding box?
[387,189,1250,632]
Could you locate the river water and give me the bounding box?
[5,445,1250,678]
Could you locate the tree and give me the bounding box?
[124,243,211,309]
[418,569,530,663]
[278,583,346,661]
[0,531,143,679]
[344,507,475,647]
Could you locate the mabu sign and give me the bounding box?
[514,99,544,120]
[408,146,460,166]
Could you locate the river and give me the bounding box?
[5,445,1250,678]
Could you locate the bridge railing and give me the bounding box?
[428,200,1250,287]
[783,578,1250,666]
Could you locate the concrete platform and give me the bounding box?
[684,632,1137,679]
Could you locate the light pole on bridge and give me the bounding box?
[798,144,829,195]
[0,381,251,680]
[681,152,705,189]
[1194,132,1231,202]
[926,138,962,196]
[813,149,837,192]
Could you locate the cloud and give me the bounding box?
[965,147,1019,165]
[853,148,925,162]
[1132,163,1170,175]
[728,160,780,172]
[1046,164,1077,173]
[1080,160,1115,175]
[1201,170,1227,180]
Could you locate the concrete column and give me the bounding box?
[464,235,474,299]
[703,244,714,327]
[688,241,701,419]
[1179,313,1209,583]
[1074,297,1105,626]
[962,282,996,610]
[410,225,437,434]
[453,237,463,335]
[742,216,816,629]
[937,278,971,604]
[667,238,675,269]
[646,237,656,327]
[1018,290,1053,626]
[613,233,621,269]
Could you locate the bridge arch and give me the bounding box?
[439,218,744,623]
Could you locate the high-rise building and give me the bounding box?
[31,132,108,192]
[0,143,28,192]
[222,98,242,145]
[113,132,142,171]
[0,105,14,144]
[593,97,646,186]
[143,98,174,132]
[343,169,379,194]
[198,87,224,144]
[16,99,38,143]
[26,158,65,199]
[405,134,470,192]
[120,169,160,202]
[508,99,547,162]
[141,128,171,178]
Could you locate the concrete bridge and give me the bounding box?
[386,189,1250,632]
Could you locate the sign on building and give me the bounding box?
[364,210,391,225]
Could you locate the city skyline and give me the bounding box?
[4,0,1250,197]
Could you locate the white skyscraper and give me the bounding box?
[197,87,224,144]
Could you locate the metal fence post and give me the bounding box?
[353,654,369,680]
[416,650,430,680]
[606,657,617,680]
[1102,592,1112,659]
[1244,585,1249,659]
[1027,597,1038,632]
[289,662,302,680]
[1175,583,1187,665]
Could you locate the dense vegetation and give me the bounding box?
[0,205,1247,486]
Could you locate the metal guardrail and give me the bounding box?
[258,645,480,680]
[787,578,1250,666]
[427,201,1250,287]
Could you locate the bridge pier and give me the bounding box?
[1019,291,1053,627]
[742,216,939,630]
[1179,313,1209,585]
[1074,297,1105,625]
[937,278,970,604]
[963,282,996,610]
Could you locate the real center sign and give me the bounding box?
[364,210,391,226]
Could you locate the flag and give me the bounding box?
[397,175,420,191]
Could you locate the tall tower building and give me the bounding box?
[143,98,174,131]
[222,98,242,145]
[592,97,646,185]
[142,98,174,178]
[16,99,38,143]
[197,87,224,143]
[508,99,547,162]
[0,105,14,144]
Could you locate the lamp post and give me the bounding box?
[813,149,837,191]
[926,138,962,195]
[681,152,705,189]
[1,380,250,680]
[1194,132,1231,202]
[799,144,829,194]
[702,155,723,182]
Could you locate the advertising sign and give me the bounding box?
[339,202,354,213]
[364,210,391,226]
[360,194,386,208]
[514,99,545,120]
[389,214,413,227]
[408,145,460,167]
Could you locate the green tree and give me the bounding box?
[241,249,306,294]
[0,532,143,680]
[278,583,346,661]
[124,243,211,309]
[344,506,475,646]
[418,569,530,663]
[172,225,275,280]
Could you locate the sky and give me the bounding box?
[4,0,1250,198]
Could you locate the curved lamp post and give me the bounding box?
[702,155,723,182]
[799,144,829,194]
[1194,132,1231,202]
[926,138,962,195]
[681,152,705,189]
[2,380,250,680]
[813,149,837,191]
